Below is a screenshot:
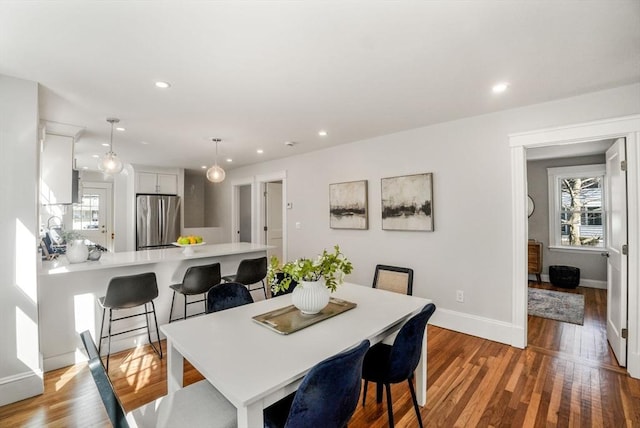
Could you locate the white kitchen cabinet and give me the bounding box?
[136,172,178,194]
[41,134,74,204]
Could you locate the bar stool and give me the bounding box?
[98,272,162,371]
[169,263,221,322]
[222,256,268,299]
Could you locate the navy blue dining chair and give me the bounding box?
[361,303,436,428]
[206,282,254,313]
[263,340,370,428]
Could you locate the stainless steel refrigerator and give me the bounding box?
[136,194,181,250]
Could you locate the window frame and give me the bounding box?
[547,164,606,252]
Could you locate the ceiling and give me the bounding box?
[1,1,639,173]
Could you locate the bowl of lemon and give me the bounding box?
[173,235,205,255]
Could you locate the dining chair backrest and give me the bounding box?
[102,272,159,309]
[80,330,130,428]
[206,282,254,313]
[285,340,370,427]
[372,264,414,295]
[388,303,436,383]
[181,263,221,295]
[270,272,298,298]
[234,256,268,285]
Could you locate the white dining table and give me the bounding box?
[160,282,432,428]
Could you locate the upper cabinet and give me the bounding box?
[136,171,178,194]
[41,134,75,204]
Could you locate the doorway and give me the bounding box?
[509,115,640,379]
[230,171,288,262]
[72,182,113,251]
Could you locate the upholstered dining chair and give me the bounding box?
[97,272,162,371]
[362,303,436,428]
[222,256,268,299]
[263,340,370,428]
[168,263,221,322]
[206,282,254,313]
[80,330,236,428]
[372,264,414,295]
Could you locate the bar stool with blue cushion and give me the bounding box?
[361,303,436,428]
[222,256,268,299]
[263,339,370,428]
[98,272,162,371]
[206,282,254,313]
[169,263,221,322]
[80,330,236,428]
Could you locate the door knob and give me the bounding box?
[600,252,609,257]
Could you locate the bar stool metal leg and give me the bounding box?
[168,290,177,323]
[149,300,162,359]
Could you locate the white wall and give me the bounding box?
[223,83,640,343]
[0,75,42,405]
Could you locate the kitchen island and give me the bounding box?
[38,242,271,371]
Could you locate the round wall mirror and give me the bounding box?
[527,195,535,217]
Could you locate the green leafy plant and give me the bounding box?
[60,230,86,243]
[268,245,353,294]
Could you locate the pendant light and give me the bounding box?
[206,138,226,183]
[98,118,124,174]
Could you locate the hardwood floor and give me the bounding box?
[2,285,639,427]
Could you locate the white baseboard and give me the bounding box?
[430,308,514,346]
[44,331,165,372]
[529,274,607,289]
[0,370,44,406]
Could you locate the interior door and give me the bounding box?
[72,187,108,248]
[265,181,283,261]
[605,137,628,366]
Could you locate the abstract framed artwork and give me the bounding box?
[381,173,433,231]
[329,180,368,229]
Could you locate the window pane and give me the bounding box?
[559,176,604,247]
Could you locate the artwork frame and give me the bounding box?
[381,173,433,231]
[329,180,368,230]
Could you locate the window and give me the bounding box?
[72,194,101,231]
[547,164,605,250]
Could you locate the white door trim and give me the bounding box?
[509,114,640,379]
[230,177,255,243]
[255,171,288,262]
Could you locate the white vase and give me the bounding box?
[66,239,88,263]
[292,280,330,315]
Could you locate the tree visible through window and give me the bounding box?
[548,165,605,249]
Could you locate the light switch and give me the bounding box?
[295,222,301,229]
[287,202,293,209]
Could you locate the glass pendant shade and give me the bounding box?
[98,151,123,174]
[99,117,124,174]
[206,138,225,183]
[206,164,226,182]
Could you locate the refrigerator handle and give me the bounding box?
[158,198,164,244]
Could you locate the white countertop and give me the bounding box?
[40,242,272,275]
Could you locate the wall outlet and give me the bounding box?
[456,290,464,303]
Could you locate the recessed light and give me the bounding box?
[116,127,125,131]
[155,81,171,89]
[101,143,110,147]
[257,149,264,154]
[140,141,149,145]
[318,130,328,137]
[82,166,88,170]
[492,82,509,94]
[92,154,99,158]
[226,158,233,163]
[201,165,207,169]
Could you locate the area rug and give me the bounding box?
[528,288,585,325]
